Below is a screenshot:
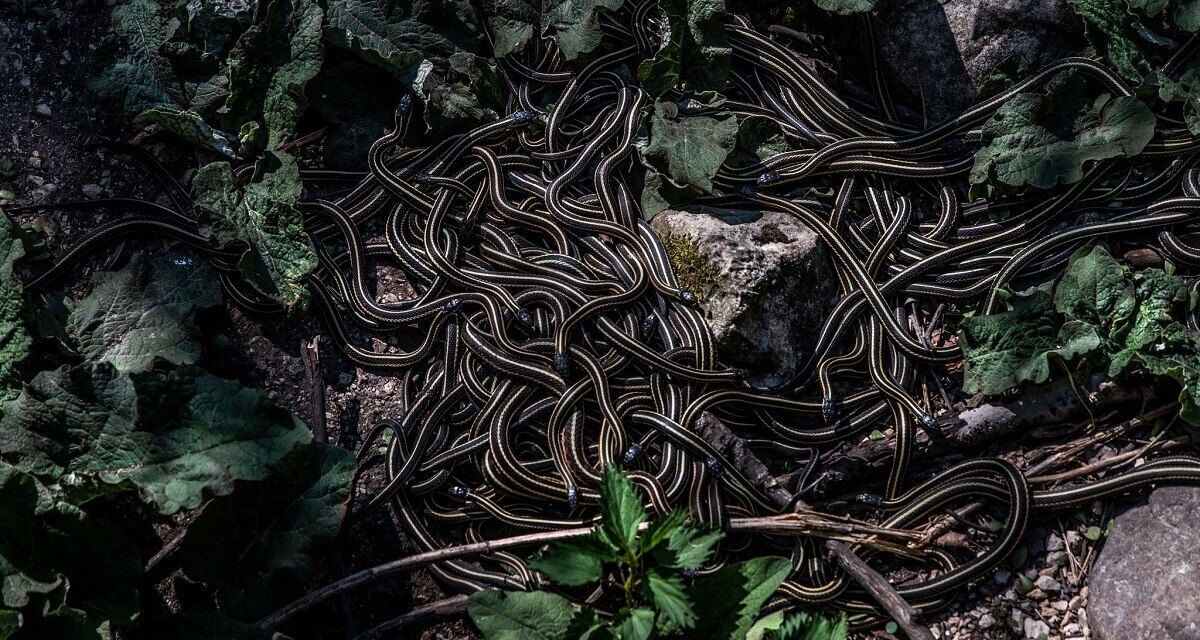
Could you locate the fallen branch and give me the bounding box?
[351,594,469,640]
[696,412,935,640]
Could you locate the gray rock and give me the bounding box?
[81,183,102,199]
[874,0,1085,124]
[1024,618,1051,639]
[979,613,997,629]
[1090,487,1200,640]
[1035,575,1062,593]
[650,207,835,387]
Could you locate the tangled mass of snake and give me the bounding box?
[25,6,1200,630]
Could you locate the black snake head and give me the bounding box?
[516,309,535,328]
[821,396,838,422]
[622,443,642,465]
[677,290,697,305]
[740,185,758,199]
[398,94,413,115]
[449,486,470,499]
[856,492,885,507]
[513,110,535,124]
[554,352,570,375]
[919,413,941,434]
[756,171,780,185]
[705,457,725,477]
[441,298,462,313]
[640,313,657,336]
[566,485,579,509]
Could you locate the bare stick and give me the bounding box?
[695,412,935,640]
[351,594,469,640]
[301,337,327,444]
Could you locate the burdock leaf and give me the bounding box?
[0,213,32,403]
[1069,0,1146,79]
[467,590,583,640]
[547,0,627,60]
[91,0,184,120]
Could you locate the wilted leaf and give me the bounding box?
[0,363,310,513]
[690,556,792,639]
[133,108,238,157]
[226,0,323,149]
[0,213,31,403]
[92,0,184,120]
[191,153,317,309]
[67,252,222,372]
[467,590,583,640]
[178,443,353,621]
[970,72,1155,189]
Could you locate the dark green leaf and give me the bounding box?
[0,213,32,403]
[960,288,1078,394]
[91,0,184,120]
[637,0,730,97]
[0,610,18,639]
[644,569,696,628]
[690,556,792,639]
[226,0,323,149]
[417,52,504,133]
[0,363,310,513]
[655,522,723,569]
[763,610,849,640]
[529,539,604,586]
[610,607,656,640]
[178,443,354,621]
[599,465,647,554]
[640,101,739,216]
[67,252,222,372]
[547,0,627,60]
[191,152,317,309]
[467,590,582,640]
[481,0,539,57]
[1052,245,1136,349]
[1070,0,1145,79]
[970,72,1155,188]
[1177,0,1200,31]
[639,508,687,554]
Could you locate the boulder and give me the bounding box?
[650,207,836,387]
[873,0,1086,123]
[1089,486,1200,640]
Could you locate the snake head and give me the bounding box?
[449,486,470,499]
[566,485,579,509]
[677,290,697,305]
[398,94,413,115]
[414,172,434,183]
[513,110,535,124]
[640,313,657,336]
[919,413,940,433]
[516,309,535,328]
[821,397,837,422]
[679,567,700,578]
[705,457,725,478]
[757,171,780,185]
[739,185,758,199]
[554,352,570,375]
[441,298,462,313]
[622,443,642,465]
[856,492,885,507]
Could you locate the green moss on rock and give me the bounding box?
[659,232,720,303]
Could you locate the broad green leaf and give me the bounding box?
[640,101,739,217]
[611,607,656,640]
[1153,66,1200,134]
[637,0,730,97]
[1053,245,1136,348]
[67,252,221,372]
[639,508,687,554]
[480,0,538,58]
[970,72,1155,189]
[306,60,401,168]
[323,0,482,76]
[1069,0,1145,79]
[191,153,317,309]
[960,288,1078,394]
[1126,0,1168,16]
[812,0,877,14]
[763,610,849,640]
[529,539,604,586]
[1110,266,1190,373]
[654,523,723,569]
[132,107,238,157]
[91,0,184,120]
[1177,0,1200,30]
[0,213,32,403]
[599,465,647,554]
[0,464,61,609]
[226,0,323,149]
[467,590,582,640]
[690,556,792,640]
[179,0,254,57]
[1142,353,1200,424]
[727,115,791,170]
[417,52,504,133]
[547,0,627,60]
[0,363,310,513]
[0,610,18,639]
[178,443,354,621]
[644,569,696,628]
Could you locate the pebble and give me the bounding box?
[1051,600,1069,612]
[1063,622,1081,635]
[81,183,102,198]
[1035,575,1062,593]
[995,569,1011,584]
[35,103,51,117]
[338,372,353,386]
[1045,551,1069,567]
[1011,610,1026,630]
[1024,618,1051,638]
[979,613,996,629]
[1064,530,1082,548]
[1045,533,1065,552]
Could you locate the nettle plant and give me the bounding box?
[466,466,848,640]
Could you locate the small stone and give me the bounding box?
[27,175,44,187]
[979,614,996,629]
[1046,533,1065,552]
[81,184,102,199]
[1026,588,1047,600]
[1051,600,1069,612]
[1046,551,1069,567]
[1063,623,1081,635]
[19,77,30,88]
[1010,610,1026,631]
[1068,595,1083,611]
[1036,575,1062,593]
[35,103,51,117]
[1025,618,1051,639]
[1064,530,1082,548]
[995,569,1012,584]
[338,372,353,386]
